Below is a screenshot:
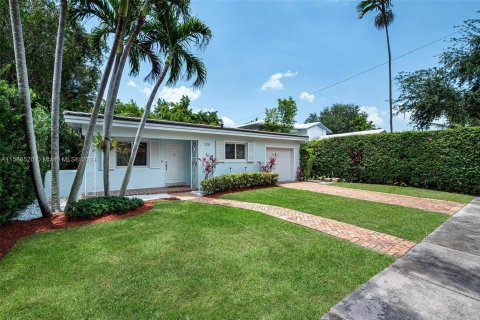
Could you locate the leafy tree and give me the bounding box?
[357,0,395,132]
[152,96,219,125]
[319,103,375,134]
[396,17,480,129]
[262,97,297,133]
[304,112,320,123]
[0,0,103,110]
[113,99,145,117]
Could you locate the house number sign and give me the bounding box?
[204,142,210,147]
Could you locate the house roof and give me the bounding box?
[320,128,386,139]
[63,111,308,141]
[238,120,332,134]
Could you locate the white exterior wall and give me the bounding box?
[306,126,327,140]
[45,120,303,198]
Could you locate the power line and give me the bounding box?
[234,31,458,124]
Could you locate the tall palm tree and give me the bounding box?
[66,0,130,206]
[8,0,52,217]
[50,0,68,212]
[357,0,395,132]
[119,10,211,196]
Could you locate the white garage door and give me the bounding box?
[266,147,293,181]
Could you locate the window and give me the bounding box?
[116,142,147,166]
[225,143,246,160]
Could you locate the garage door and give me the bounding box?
[266,147,293,181]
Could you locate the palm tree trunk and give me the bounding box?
[66,5,128,207]
[8,0,52,217]
[119,63,170,196]
[50,0,68,212]
[385,22,393,132]
[102,6,148,195]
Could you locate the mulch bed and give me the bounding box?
[0,198,178,261]
[205,185,276,199]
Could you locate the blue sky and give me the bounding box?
[114,0,479,131]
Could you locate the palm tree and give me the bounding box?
[50,0,68,212]
[66,0,130,206]
[8,0,52,217]
[357,0,395,132]
[119,10,211,196]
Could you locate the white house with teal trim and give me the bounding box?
[44,111,307,198]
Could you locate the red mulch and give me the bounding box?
[0,198,178,261]
[205,185,276,199]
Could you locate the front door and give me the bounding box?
[166,143,185,185]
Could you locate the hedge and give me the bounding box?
[300,127,480,195]
[201,172,279,195]
[64,196,145,219]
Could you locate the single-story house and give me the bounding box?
[44,111,307,198]
[237,120,332,140]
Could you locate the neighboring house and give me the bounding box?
[237,120,332,140]
[44,111,307,198]
[319,128,385,139]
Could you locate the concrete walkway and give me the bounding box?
[280,182,465,215]
[322,197,480,320]
[178,195,415,258]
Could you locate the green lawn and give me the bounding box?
[221,187,448,242]
[0,201,393,319]
[332,182,475,204]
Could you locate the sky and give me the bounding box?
[111,0,479,131]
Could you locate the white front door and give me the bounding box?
[266,147,293,181]
[166,143,185,185]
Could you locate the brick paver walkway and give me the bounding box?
[280,182,464,215]
[178,195,415,258]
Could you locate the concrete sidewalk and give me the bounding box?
[322,197,480,320]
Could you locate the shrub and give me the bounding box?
[301,127,480,195]
[201,172,279,195]
[64,196,145,219]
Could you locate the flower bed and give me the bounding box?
[201,172,279,195]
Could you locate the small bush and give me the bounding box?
[64,196,145,219]
[201,172,279,195]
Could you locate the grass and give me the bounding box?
[221,187,448,242]
[0,201,393,319]
[332,182,475,204]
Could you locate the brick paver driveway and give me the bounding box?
[281,182,464,215]
[178,195,415,258]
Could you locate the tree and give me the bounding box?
[395,17,480,129]
[152,96,220,125]
[8,0,51,217]
[319,103,375,134]
[50,0,68,211]
[357,0,395,132]
[120,8,211,195]
[66,0,130,206]
[262,97,297,133]
[304,112,320,123]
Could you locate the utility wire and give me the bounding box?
[234,31,458,124]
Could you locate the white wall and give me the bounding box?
[46,123,302,198]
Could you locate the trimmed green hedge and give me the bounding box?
[201,172,279,195]
[301,127,480,195]
[64,196,145,219]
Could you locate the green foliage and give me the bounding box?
[263,97,297,133]
[0,0,103,111]
[317,103,375,134]
[396,16,480,129]
[304,112,320,123]
[200,172,279,195]
[64,196,144,219]
[151,96,221,125]
[301,127,480,195]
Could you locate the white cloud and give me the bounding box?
[192,107,216,114]
[159,86,201,103]
[360,106,384,127]
[299,91,315,103]
[127,80,137,88]
[221,116,235,128]
[141,86,152,96]
[261,70,298,91]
